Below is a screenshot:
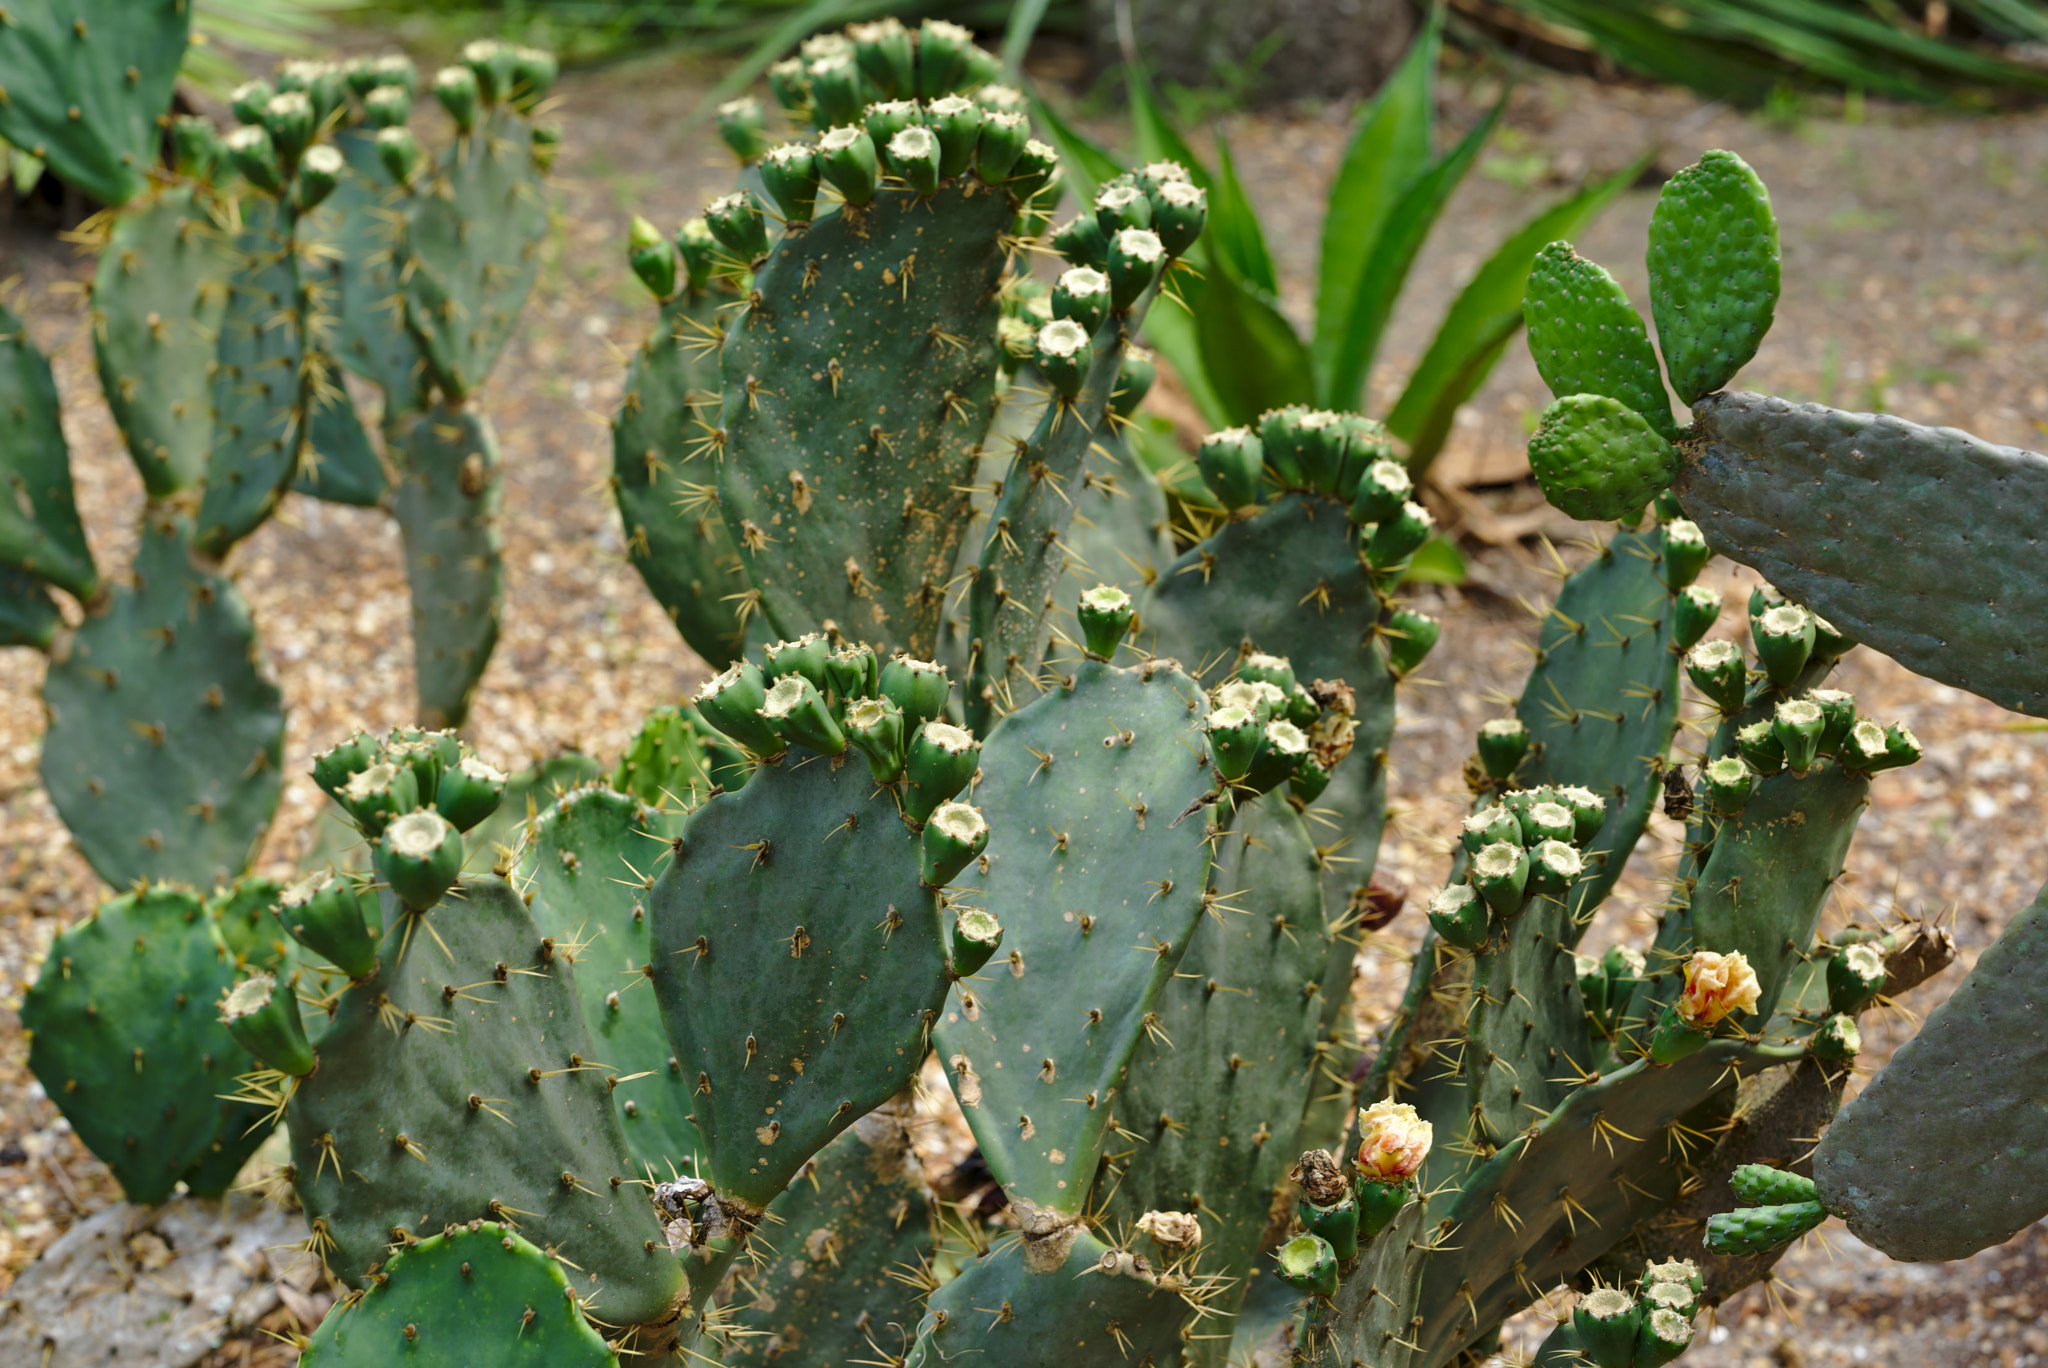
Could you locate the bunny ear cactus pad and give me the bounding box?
[21,885,253,1204]
[0,0,191,207]
[405,108,548,399]
[300,1222,619,1367]
[1528,394,1678,525]
[1524,242,1677,439]
[613,290,757,669]
[717,176,1012,657]
[934,660,1213,1216]
[521,785,703,1171]
[389,400,504,728]
[1813,879,2048,1261]
[1679,390,2048,717]
[646,745,954,1213]
[40,515,284,889]
[0,302,97,600]
[1647,150,1780,406]
[288,874,686,1329]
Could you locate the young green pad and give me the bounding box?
[403,107,549,398]
[934,660,1213,1216]
[1681,390,2048,718]
[193,196,311,558]
[1091,796,1328,1365]
[22,886,254,1205]
[1814,878,2048,1261]
[612,288,757,669]
[0,303,98,600]
[91,186,237,499]
[40,516,284,890]
[0,0,192,207]
[717,178,1011,658]
[299,1222,618,1367]
[1524,241,1677,438]
[390,400,504,728]
[1647,150,1779,406]
[521,785,703,1172]
[288,875,684,1328]
[646,748,951,1213]
[291,381,390,509]
[724,1098,933,1366]
[1528,394,1678,524]
[317,125,429,404]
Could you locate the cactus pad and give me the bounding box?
[301,1222,618,1367]
[293,379,390,508]
[319,126,427,403]
[1680,390,2048,717]
[0,565,61,648]
[0,302,97,600]
[1524,241,1676,438]
[1528,394,1677,524]
[1647,150,1779,406]
[390,400,503,728]
[40,515,284,889]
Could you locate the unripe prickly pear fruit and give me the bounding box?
[1634,1307,1696,1368]
[927,93,982,177]
[278,869,380,979]
[886,124,941,195]
[313,732,379,802]
[1076,584,1134,660]
[224,125,283,194]
[1364,501,1433,571]
[976,109,1028,183]
[433,65,480,132]
[1206,705,1261,783]
[676,217,718,291]
[1272,1232,1338,1297]
[220,972,316,1077]
[1035,319,1091,399]
[760,142,822,225]
[1472,840,1529,918]
[879,655,950,731]
[1427,882,1488,949]
[717,96,769,164]
[375,125,421,185]
[766,56,809,111]
[807,53,863,127]
[1518,798,1575,847]
[921,801,988,886]
[1052,212,1109,270]
[171,115,223,180]
[1810,1011,1861,1062]
[1701,753,1757,817]
[1148,177,1207,256]
[1198,427,1263,510]
[1348,458,1413,526]
[705,190,771,263]
[1736,718,1785,776]
[231,79,275,126]
[1643,1259,1703,1298]
[1052,266,1112,335]
[628,215,678,301]
[1243,719,1310,795]
[1843,718,1921,773]
[260,91,315,167]
[1686,638,1747,711]
[1526,838,1582,897]
[696,660,787,757]
[1095,181,1152,234]
[905,720,980,823]
[1290,755,1333,803]
[818,124,880,204]
[461,38,520,104]
[435,754,505,833]
[850,17,914,97]
[1557,785,1606,842]
[1237,652,1295,694]
[826,642,880,700]
[1383,608,1439,675]
[949,907,1003,975]
[763,632,832,690]
[1113,346,1156,417]
[1259,406,1311,488]
[1751,601,1816,687]
[1475,717,1529,780]
[1007,137,1060,205]
[1108,227,1165,310]
[1826,940,1887,1013]
[1661,518,1711,589]
[1672,582,1720,651]
[296,143,343,210]
[509,45,557,111]
[844,696,907,784]
[1811,612,1855,662]
[1301,1190,1360,1262]
[1807,688,1857,754]
[1461,804,1520,855]
[1572,1287,1640,1368]
[376,810,464,911]
[340,761,418,837]
[1772,696,1825,771]
[760,674,846,755]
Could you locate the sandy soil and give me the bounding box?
[1,35,2045,1367]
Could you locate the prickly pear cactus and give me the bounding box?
[1646,149,1780,406]
[0,302,98,602]
[389,400,503,728]
[0,565,62,649]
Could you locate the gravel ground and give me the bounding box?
[2,36,2045,1366]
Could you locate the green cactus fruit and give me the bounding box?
[612,705,740,810]
[1075,582,1135,660]
[1427,883,1488,950]
[807,58,863,132]
[278,868,381,978]
[40,516,284,889]
[0,0,192,206]
[1528,393,1678,524]
[695,659,786,757]
[299,1222,617,1367]
[1526,838,1583,898]
[339,759,419,837]
[1771,697,1824,772]
[389,400,504,729]
[1635,1306,1696,1368]
[1824,940,1887,1013]
[1274,1232,1340,1297]
[885,124,941,196]
[1703,1200,1825,1256]
[646,744,955,1213]
[627,215,679,300]
[1518,798,1576,847]
[851,17,915,97]
[291,379,390,509]
[219,970,317,1076]
[432,63,479,131]
[1687,639,1747,711]
[435,753,507,832]
[1033,317,1090,398]
[1303,1191,1361,1262]
[375,124,421,184]
[1701,753,1757,818]
[1354,1175,1411,1240]
[1462,804,1519,854]
[725,1098,934,1366]
[1736,718,1785,775]
[1363,499,1434,571]
[193,197,309,557]
[22,886,256,1204]
[919,799,988,885]
[375,810,464,910]
[521,786,703,1173]
[904,720,980,823]
[1647,1005,1712,1065]
[1806,688,1856,754]
[1094,180,1153,235]
[1813,878,2048,1261]
[1751,601,1816,687]
[1051,264,1112,335]
[1673,582,1720,651]
[260,91,315,167]
[404,105,548,399]
[757,141,820,226]
[762,631,832,688]
[1661,517,1711,589]
[1384,608,1440,675]
[949,905,1004,975]
[760,673,846,755]
[879,653,951,731]
[1647,150,1780,405]
[706,189,773,262]
[844,695,908,784]
[862,101,923,152]
[825,640,879,699]
[716,96,769,163]
[1348,456,1413,526]
[1205,705,1261,783]
[1729,1163,1816,1206]
[1107,226,1167,310]
[1053,212,1109,271]
[1472,842,1528,921]
[1524,241,1677,438]
[0,305,97,600]
[1150,177,1208,257]
[1571,1286,1640,1368]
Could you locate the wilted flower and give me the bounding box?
[1136,1209,1201,1251]
[1676,949,1761,1028]
[1355,1099,1432,1181]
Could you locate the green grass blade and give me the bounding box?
[1028,88,1125,204]
[1325,97,1504,416]
[1208,134,1280,297]
[1139,286,1233,431]
[1002,0,1056,81]
[1386,153,1648,475]
[1125,66,1216,190]
[1189,261,1315,426]
[1310,5,1440,403]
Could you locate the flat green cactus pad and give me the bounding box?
[936,660,1213,1215]
[718,180,1011,658]
[1681,390,2048,717]
[1647,150,1779,406]
[1055,421,1176,614]
[0,302,97,600]
[724,1099,933,1366]
[40,515,284,890]
[521,785,703,1173]
[1094,796,1327,1363]
[292,378,390,508]
[92,185,237,499]
[301,1222,619,1367]
[21,886,253,1205]
[194,196,308,558]
[1528,393,1678,524]
[289,875,686,1328]
[405,108,547,400]
[1814,879,2048,1261]
[613,290,756,669]
[390,400,503,728]
[318,127,427,404]
[1524,241,1676,438]
[0,0,191,207]
[647,746,950,1212]
[0,564,61,649]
